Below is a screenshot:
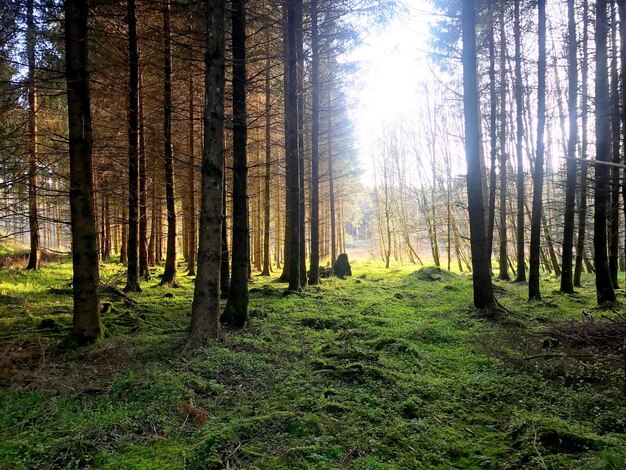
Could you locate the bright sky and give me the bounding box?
[349,0,439,186]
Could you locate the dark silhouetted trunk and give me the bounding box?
[528,0,546,301]
[487,29,497,266]
[160,0,178,286]
[309,0,320,284]
[187,71,196,276]
[574,0,590,288]
[65,0,101,344]
[190,0,225,342]
[619,0,626,285]
[594,0,617,304]
[498,8,509,281]
[223,0,250,325]
[513,0,526,283]
[26,0,40,270]
[462,0,496,309]
[285,0,300,290]
[609,1,620,287]
[262,30,272,277]
[560,0,577,293]
[125,0,140,292]
[138,70,149,279]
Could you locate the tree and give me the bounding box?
[528,0,546,301]
[125,0,141,293]
[190,0,226,342]
[285,0,301,291]
[513,0,526,283]
[65,0,102,344]
[594,0,616,304]
[222,0,250,326]
[461,0,496,310]
[309,0,320,284]
[160,0,178,287]
[560,0,577,294]
[497,5,509,281]
[26,0,40,271]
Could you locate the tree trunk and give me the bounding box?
[487,28,497,267]
[574,0,590,288]
[560,0,577,293]
[187,71,196,276]
[609,1,621,287]
[138,69,149,279]
[125,0,140,292]
[618,0,626,286]
[190,0,225,342]
[223,0,250,325]
[65,0,101,344]
[261,29,272,277]
[497,7,510,281]
[285,0,301,290]
[308,0,320,284]
[26,0,40,271]
[513,0,526,283]
[462,0,496,309]
[221,182,230,297]
[594,0,617,304]
[160,0,178,286]
[528,0,546,301]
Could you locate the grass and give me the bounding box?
[1,258,626,469]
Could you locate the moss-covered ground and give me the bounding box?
[1,258,625,469]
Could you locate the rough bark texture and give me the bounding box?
[285,0,301,291]
[26,0,40,271]
[574,0,590,288]
[528,0,546,301]
[190,0,225,342]
[125,0,141,292]
[308,0,320,285]
[594,0,617,304]
[560,0,577,294]
[223,0,250,325]
[462,0,496,309]
[618,0,626,286]
[160,0,178,286]
[138,70,149,279]
[261,31,272,277]
[65,0,102,344]
[513,0,526,283]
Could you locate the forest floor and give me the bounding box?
[1,257,626,469]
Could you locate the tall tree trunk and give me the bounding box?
[308,0,320,284]
[462,0,496,309]
[138,69,149,279]
[285,0,300,290]
[328,97,337,267]
[487,28,497,266]
[574,0,590,288]
[296,0,306,286]
[498,7,510,281]
[65,0,101,345]
[160,0,178,286]
[528,0,546,301]
[26,0,40,270]
[560,0,578,293]
[261,29,272,277]
[223,0,250,325]
[594,0,617,304]
[187,71,196,276]
[221,182,230,297]
[618,0,626,286]
[513,0,526,282]
[609,1,621,287]
[190,0,225,342]
[125,0,140,292]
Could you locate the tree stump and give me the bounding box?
[333,253,352,279]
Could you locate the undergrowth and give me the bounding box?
[0,259,625,469]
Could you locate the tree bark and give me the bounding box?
[190,0,225,342]
[223,0,250,325]
[462,0,496,309]
[560,0,578,293]
[26,0,40,271]
[528,0,546,301]
[498,7,509,281]
[261,28,272,277]
[594,0,617,304]
[187,71,196,276]
[513,0,526,283]
[138,69,149,279]
[285,0,300,290]
[160,0,178,286]
[125,0,141,292]
[65,0,101,344]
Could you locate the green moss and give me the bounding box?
[0,259,625,468]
